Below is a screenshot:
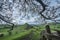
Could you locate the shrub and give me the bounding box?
[0,33,4,37]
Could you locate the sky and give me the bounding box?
[0,0,60,25]
[12,0,58,25]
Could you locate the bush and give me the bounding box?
[0,33,4,37]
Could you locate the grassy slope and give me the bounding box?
[0,24,60,40]
[0,30,31,40]
[0,25,31,40]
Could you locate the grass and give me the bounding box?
[0,24,60,40]
[0,25,32,40]
[0,30,31,40]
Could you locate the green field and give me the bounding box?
[0,24,60,40]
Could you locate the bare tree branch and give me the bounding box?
[36,0,51,19]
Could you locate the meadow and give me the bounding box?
[0,23,60,40]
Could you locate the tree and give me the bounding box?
[22,0,60,24]
[0,0,60,25]
[0,0,14,30]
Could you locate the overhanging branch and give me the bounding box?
[36,0,53,20]
[0,14,13,25]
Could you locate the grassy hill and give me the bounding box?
[0,23,60,40]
